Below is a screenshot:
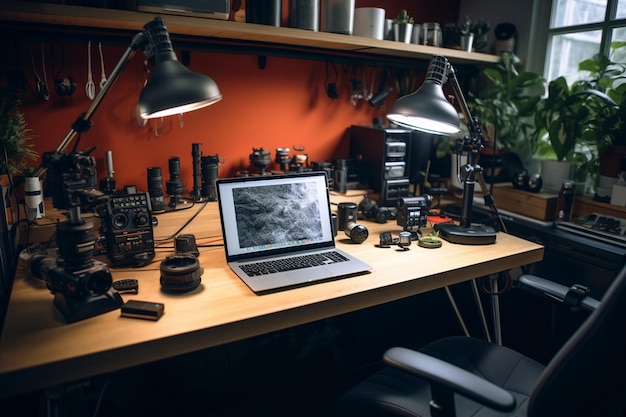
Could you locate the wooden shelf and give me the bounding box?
[0,1,500,65]
[574,195,626,219]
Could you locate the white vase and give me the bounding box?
[540,159,575,192]
[353,7,385,39]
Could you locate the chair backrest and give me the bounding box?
[528,263,626,417]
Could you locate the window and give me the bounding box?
[545,0,626,83]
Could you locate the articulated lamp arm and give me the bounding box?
[32,31,148,178]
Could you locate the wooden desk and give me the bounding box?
[0,194,543,398]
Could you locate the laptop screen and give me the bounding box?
[217,172,335,260]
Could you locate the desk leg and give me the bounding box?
[489,275,502,345]
[470,279,493,343]
[444,286,470,337]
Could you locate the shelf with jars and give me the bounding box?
[0,1,500,66]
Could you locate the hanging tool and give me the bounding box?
[29,44,50,100]
[98,42,108,89]
[86,41,95,100]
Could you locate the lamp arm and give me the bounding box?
[447,64,482,141]
[33,31,149,178]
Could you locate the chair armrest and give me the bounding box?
[518,275,600,312]
[383,347,516,412]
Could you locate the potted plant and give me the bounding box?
[534,42,626,194]
[467,52,545,164]
[0,91,39,220]
[0,92,38,177]
[572,42,626,180]
[392,9,414,43]
[533,76,591,190]
[442,16,490,52]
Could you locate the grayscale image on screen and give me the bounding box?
[233,182,323,248]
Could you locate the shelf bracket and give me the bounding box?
[258,55,267,70]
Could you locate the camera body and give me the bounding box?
[396,195,432,232]
[31,254,113,299]
[99,190,156,267]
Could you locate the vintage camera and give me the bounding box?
[99,187,156,267]
[43,150,104,210]
[31,253,113,299]
[30,251,118,323]
[396,195,432,236]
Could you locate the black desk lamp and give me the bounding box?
[29,17,223,322]
[35,17,222,168]
[387,55,497,244]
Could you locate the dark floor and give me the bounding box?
[2,278,587,417]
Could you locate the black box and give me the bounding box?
[121,300,164,321]
[350,125,413,207]
[136,0,230,20]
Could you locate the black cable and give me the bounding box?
[478,271,513,295]
[154,200,208,243]
[51,42,65,81]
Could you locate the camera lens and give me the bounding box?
[56,220,98,272]
[166,157,184,195]
[345,222,368,244]
[147,167,165,213]
[168,156,181,180]
[337,202,357,231]
[201,155,220,201]
[82,269,113,297]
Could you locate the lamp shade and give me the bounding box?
[138,18,222,119]
[387,56,461,135]
[139,60,222,119]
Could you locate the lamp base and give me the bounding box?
[434,222,497,245]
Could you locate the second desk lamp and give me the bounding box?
[387,55,499,245]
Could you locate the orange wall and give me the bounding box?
[5,0,460,195]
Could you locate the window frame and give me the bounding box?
[536,0,626,81]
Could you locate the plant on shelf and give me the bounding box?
[0,91,38,176]
[393,9,414,25]
[392,9,414,43]
[443,16,490,52]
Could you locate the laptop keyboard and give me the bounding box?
[241,251,349,276]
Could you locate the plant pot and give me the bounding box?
[460,34,474,52]
[1,174,14,228]
[597,174,619,199]
[393,22,413,43]
[540,160,575,192]
[599,145,626,178]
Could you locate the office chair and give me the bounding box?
[333,264,626,417]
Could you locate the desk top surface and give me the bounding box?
[0,193,543,397]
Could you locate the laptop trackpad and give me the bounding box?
[285,266,331,282]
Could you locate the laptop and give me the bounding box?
[216,172,372,294]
